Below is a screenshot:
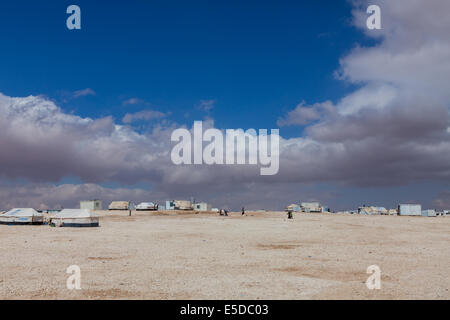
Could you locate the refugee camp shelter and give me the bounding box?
[80,200,102,211]
[170,200,193,210]
[136,202,158,211]
[165,200,175,210]
[286,204,301,212]
[108,201,135,210]
[398,204,422,216]
[175,200,193,210]
[0,208,43,225]
[50,209,99,227]
[43,209,62,215]
[388,209,398,215]
[358,206,388,215]
[194,202,212,211]
[301,202,322,213]
[422,209,436,217]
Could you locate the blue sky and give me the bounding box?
[1,0,450,211]
[0,0,371,135]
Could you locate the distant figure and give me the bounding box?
[287,210,293,219]
[219,209,229,216]
[242,207,245,216]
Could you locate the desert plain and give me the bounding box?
[0,211,449,299]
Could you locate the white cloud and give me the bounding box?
[197,100,215,112]
[0,93,170,183]
[122,110,168,123]
[276,0,450,187]
[277,101,334,126]
[343,0,450,100]
[0,183,165,211]
[335,83,397,116]
[122,98,146,106]
[73,88,96,98]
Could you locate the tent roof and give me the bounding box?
[52,209,98,218]
[3,208,42,217]
[301,202,320,207]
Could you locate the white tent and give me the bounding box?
[286,204,301,212]
[108,201,135,210]
[359,206,388,215]
[0,208,43,225]
[50,209,99,227]
[422,209,437,217]
[136,202,158,210]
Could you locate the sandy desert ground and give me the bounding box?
[0,211,449,300]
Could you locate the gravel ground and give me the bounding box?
[0,211,449,300]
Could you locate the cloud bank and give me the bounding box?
[1,0,450,210]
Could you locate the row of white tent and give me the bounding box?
[0,208,99,227]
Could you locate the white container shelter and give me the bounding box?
[0,208,43,225]
[109,201,135,210]
[80,200,102,211]
[50,209,99,227]
[398,204,422,216]
[194,202,212,212]
[136,202,158,210]
[421,209,436,217]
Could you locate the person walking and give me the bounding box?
[241,207,245,216]
[287,210,293,219]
